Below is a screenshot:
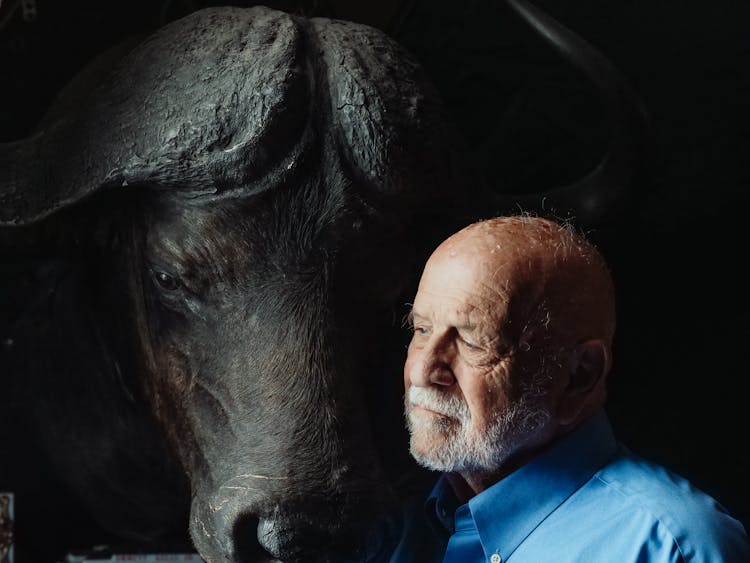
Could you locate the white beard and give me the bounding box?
[405,386,550,474]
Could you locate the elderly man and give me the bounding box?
[391,216,749,562]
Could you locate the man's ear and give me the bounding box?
[557,339,611,427]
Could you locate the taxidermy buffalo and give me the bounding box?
[0,1,646,562]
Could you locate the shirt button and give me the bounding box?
[490,554,502,563]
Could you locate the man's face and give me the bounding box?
[403,235,557,475]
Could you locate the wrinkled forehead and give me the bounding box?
[415,232,534,313]
[418,217,616,344]
[427,225,541,288]
[412,221,560,329]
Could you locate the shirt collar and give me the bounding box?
[426,409,618,560]
[425,475,461,536]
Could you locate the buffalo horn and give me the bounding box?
[502,0,652,226]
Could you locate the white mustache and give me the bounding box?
[408,387,470,422]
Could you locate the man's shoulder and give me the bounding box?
[593,448,734,521]
[565,446,750,560]
[502,446,750,561]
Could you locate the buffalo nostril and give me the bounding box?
[229,508,400,563]
[232,513,273,563]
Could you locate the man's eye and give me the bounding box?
[414,326,430,336]
[459,337,479,350]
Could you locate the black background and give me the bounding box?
[2,0,748,558]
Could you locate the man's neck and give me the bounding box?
[445,473,477,504]
[446,436,562,503]
[446,466,514,504]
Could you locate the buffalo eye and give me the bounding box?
[151,269,181,292]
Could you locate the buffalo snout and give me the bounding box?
[194,482,400,563]
[239,505,400,563]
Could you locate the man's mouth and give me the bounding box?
[410,403,457,423]
[410,403,452,419]
[408,403,462,435]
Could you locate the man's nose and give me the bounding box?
[406,335,456,388]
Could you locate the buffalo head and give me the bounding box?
[1,5,486,562]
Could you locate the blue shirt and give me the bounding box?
[390,410,750,562]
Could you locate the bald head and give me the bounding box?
[428,215,616,355]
